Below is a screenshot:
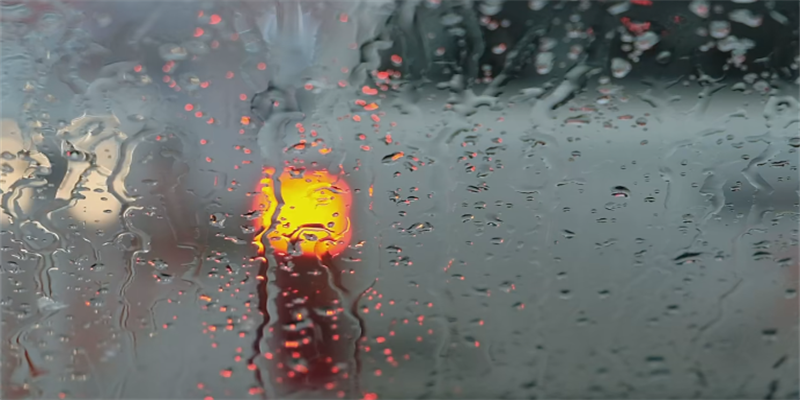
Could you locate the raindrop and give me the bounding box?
[155,272,174,284]
[611,186,630,198]
[405,222,434,236]
[37,297,67,312]
[529,0,547,11]
[535,52,554,75]
[611,58,632,79]
[441,13,463,26]
[159,43,188,61]
[635,31,660,51]
[729,9,763,28]
[381,152,405,164]
[539,37,557,52]
[61,141,91,162]
[210,212,226,228]
[689,0,710,18]
[479,0,504,16]
[656,50,672,64]
[674,252,703,265]
[709,21,731,39]
[608,2,631,16]
[150,259,168,271]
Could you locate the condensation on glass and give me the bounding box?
[1,1,798,399]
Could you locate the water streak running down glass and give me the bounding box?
[1,0,798,399]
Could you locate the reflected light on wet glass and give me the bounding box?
[252,167,352,258]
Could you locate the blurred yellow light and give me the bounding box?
[1,119,34,225]
[253,167,352,258]
[67,170,121,227]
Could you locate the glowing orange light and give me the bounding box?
[252,167,353,258]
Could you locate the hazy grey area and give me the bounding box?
[1,1,799,399]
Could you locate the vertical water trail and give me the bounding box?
[247,174,292,361]
[252,111,293,396]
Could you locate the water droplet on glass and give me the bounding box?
[539,37,557,52]
[440,13,463,26]
[210,212,226,228]
[689,0,710,18]
[611,186,630,198]
[709,21,731,39]
[381,152,405,164]
[729,9,763,28]
[479,0,504,16]
[529,0,548,11]
[674,252,703,265]
[656,50,672,64]
[535,52,554,75]
[149,259,168,271]
[38,297,67,312]
[635,31,660,51]
[611,58,632,79]
[159,44,188,61]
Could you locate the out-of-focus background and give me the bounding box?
[1,0,798,399]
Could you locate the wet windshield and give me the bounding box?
[1,1,798,399]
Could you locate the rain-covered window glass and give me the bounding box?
[2,1,798,399]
